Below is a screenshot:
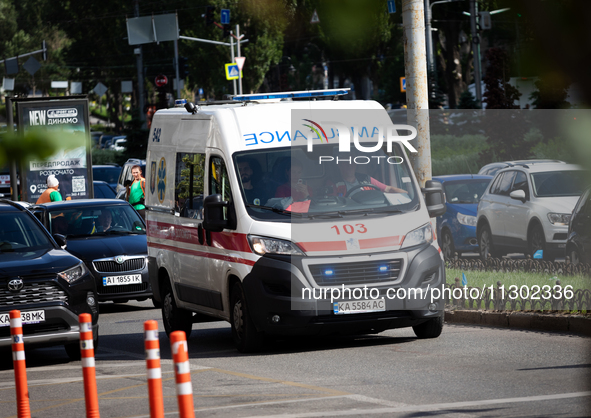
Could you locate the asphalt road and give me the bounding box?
[1,300,589,418]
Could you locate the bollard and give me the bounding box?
[10,310,31,418]
[144,320,164,418]
[79,313,100,418]
[170,331,194,418]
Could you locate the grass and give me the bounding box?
[445,268,591,312]
[446,268,591,291]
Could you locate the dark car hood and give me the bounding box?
[0,248,81,278]
[65,234,147,262]
[446,202,478,217]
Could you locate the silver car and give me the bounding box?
[476,162,587,261]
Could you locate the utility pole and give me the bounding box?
[174,38,181,99]
[469,0,483,108]
[236,24,243,95]
[402,0,432,187]
[229,31,237,95]
[134,0,146,127]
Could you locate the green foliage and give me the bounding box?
[483,48,521,109]
[530,73,571,109]
[431,134,488,175]
[530,137,577,163]
[90,149,126,166]
[0,129,80,166]
[457,90,480,109]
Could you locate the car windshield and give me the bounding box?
[0,211,53,253]
[233,143,419,221]
[530,170,587,197]
[93,166,121,184]
[443,179,491,204]
[48,204,145,237]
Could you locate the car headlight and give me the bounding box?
[401,223,433,249]
[547,213,571,226]
[58,262,89,284]
[248,235,305,256]
[457,212,477,227]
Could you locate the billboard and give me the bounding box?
[16,98,93,202]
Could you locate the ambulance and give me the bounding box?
[146,89,446,352]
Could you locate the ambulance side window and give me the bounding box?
[175,153,205,219]
[209,156,233,220]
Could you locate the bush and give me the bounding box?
[91,149,127,166]
[431,134,488,175]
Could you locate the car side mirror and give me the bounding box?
[509,189,526,202]
[203,194,230,232]
[53,234,67,247]
[422,180,446,218]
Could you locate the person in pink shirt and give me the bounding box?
[330,161,407,196]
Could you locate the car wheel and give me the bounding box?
[230,282,264,353]
[478,224,499,260]
[528,224,552,260]
[64,331,99,361]
[441,230,455,261]
[161,280,192,338]
[413,315,443,339]
[568,247,580,266]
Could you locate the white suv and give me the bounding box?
[476,162,587,261]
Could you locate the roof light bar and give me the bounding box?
[231,88,351,102]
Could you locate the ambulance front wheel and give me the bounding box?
[230,282,264,353]
[161,279,193,338]
[412,315,443,339]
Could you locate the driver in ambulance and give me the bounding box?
[329,159,407,196]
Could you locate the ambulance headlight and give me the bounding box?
[400,223,433,249]
[248,235,305,256]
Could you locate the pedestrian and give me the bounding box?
[128,165,146,219]
[36,175,63,204]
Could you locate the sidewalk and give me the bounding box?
[445,309,591,336]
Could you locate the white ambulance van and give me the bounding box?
[146,89,446,352]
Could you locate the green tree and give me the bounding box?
[458,90,479,109]
[482,47,521,109]
[529,73,571,109]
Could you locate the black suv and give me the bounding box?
[0,200,98,359]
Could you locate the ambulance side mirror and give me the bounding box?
[203,194,230,232]
[422,180,446,218]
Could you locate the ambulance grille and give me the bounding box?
[309,260,402,286]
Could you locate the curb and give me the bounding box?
[444,310,591,337]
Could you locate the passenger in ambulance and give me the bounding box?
[327,159,407,196]
[237,158,266,205]
[274,158,312,202]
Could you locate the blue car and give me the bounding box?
[432,175,493,260]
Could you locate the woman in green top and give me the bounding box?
[128,165,146,219]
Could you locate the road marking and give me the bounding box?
[240,391,591,417]
[125,395,350,417]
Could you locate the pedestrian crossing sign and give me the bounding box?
[225,63,241,80]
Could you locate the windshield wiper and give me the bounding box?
[245,204,303,217]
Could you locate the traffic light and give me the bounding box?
[222,24,231,38]
[178,57,189,80]
[479,11,492,30]
[205,6,214,26]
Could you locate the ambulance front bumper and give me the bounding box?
[242,244,445,336]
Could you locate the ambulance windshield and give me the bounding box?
[234,143,419,221]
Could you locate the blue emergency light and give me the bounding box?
[378,265,389,273]
[231,88,350,102]
[324,269,335,276]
